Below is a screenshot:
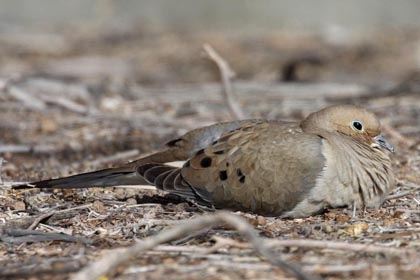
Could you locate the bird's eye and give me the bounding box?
[352,121,363,131]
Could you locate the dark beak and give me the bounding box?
[374,135,394,153]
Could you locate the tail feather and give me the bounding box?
[143,165,176,185]
[137,163,212,205]
[14,165,148,189]
[15,162,213,208]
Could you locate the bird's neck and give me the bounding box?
[326,133,394,208]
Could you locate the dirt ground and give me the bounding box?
[0,25,420,279]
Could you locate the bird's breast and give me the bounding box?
[310,137,394,209]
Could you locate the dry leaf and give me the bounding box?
[343,223,369,236]
[335,214,351,223]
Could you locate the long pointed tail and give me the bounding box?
[14,165,148,189]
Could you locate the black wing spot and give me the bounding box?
[236,168,243,177]
[200,157,212,168]
[219,170,228,181]
[239,176,246,184]
[184,160,190,168]
[214,150,224,155]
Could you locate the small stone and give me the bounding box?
[114,188,127,200]
[257,216,267,225]
[13,201,26,211]
[323,224,334,233]
[126,198,137,205]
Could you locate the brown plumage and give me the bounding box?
[16,105,395,218]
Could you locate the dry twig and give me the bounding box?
[0,157,3,184]
[6,85,46,110]
[39,94,90,114]
[305,263,369,274]
[0,204,92,230]
[386,191,412,200]
[0,228,92,244]
[154,237,412,257]
[0,255,86,278]
[27,211,56,230]
[266,239,412,256]
[0,144,57,154]
[203,44,247,120]
[71,211,312,280]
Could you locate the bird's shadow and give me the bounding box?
[135,193,189,205]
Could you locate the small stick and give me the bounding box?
[0,157,3,184]
[305,263,369,273]
[71,211,312,280]
[0,204,92,230]
[0,144,57,154]
[386,191,412,200]
[7,86,46,110]
[1,228,92,244]
[154,236,412,257]
[265,239,411,256]
[40,95,89,114]
[0,256,85,278]
[203,44,247,120]
[27,211,56,230]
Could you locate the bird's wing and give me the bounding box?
[139,121,325,215]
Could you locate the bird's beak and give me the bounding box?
[374,135,394,153]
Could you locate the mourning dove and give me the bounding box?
[17,105,395,218]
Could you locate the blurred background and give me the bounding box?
[2,0,420,84]
[3,0,420,32]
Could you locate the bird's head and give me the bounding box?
[301,104,394,153]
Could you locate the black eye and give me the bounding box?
[352,121,363,131]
